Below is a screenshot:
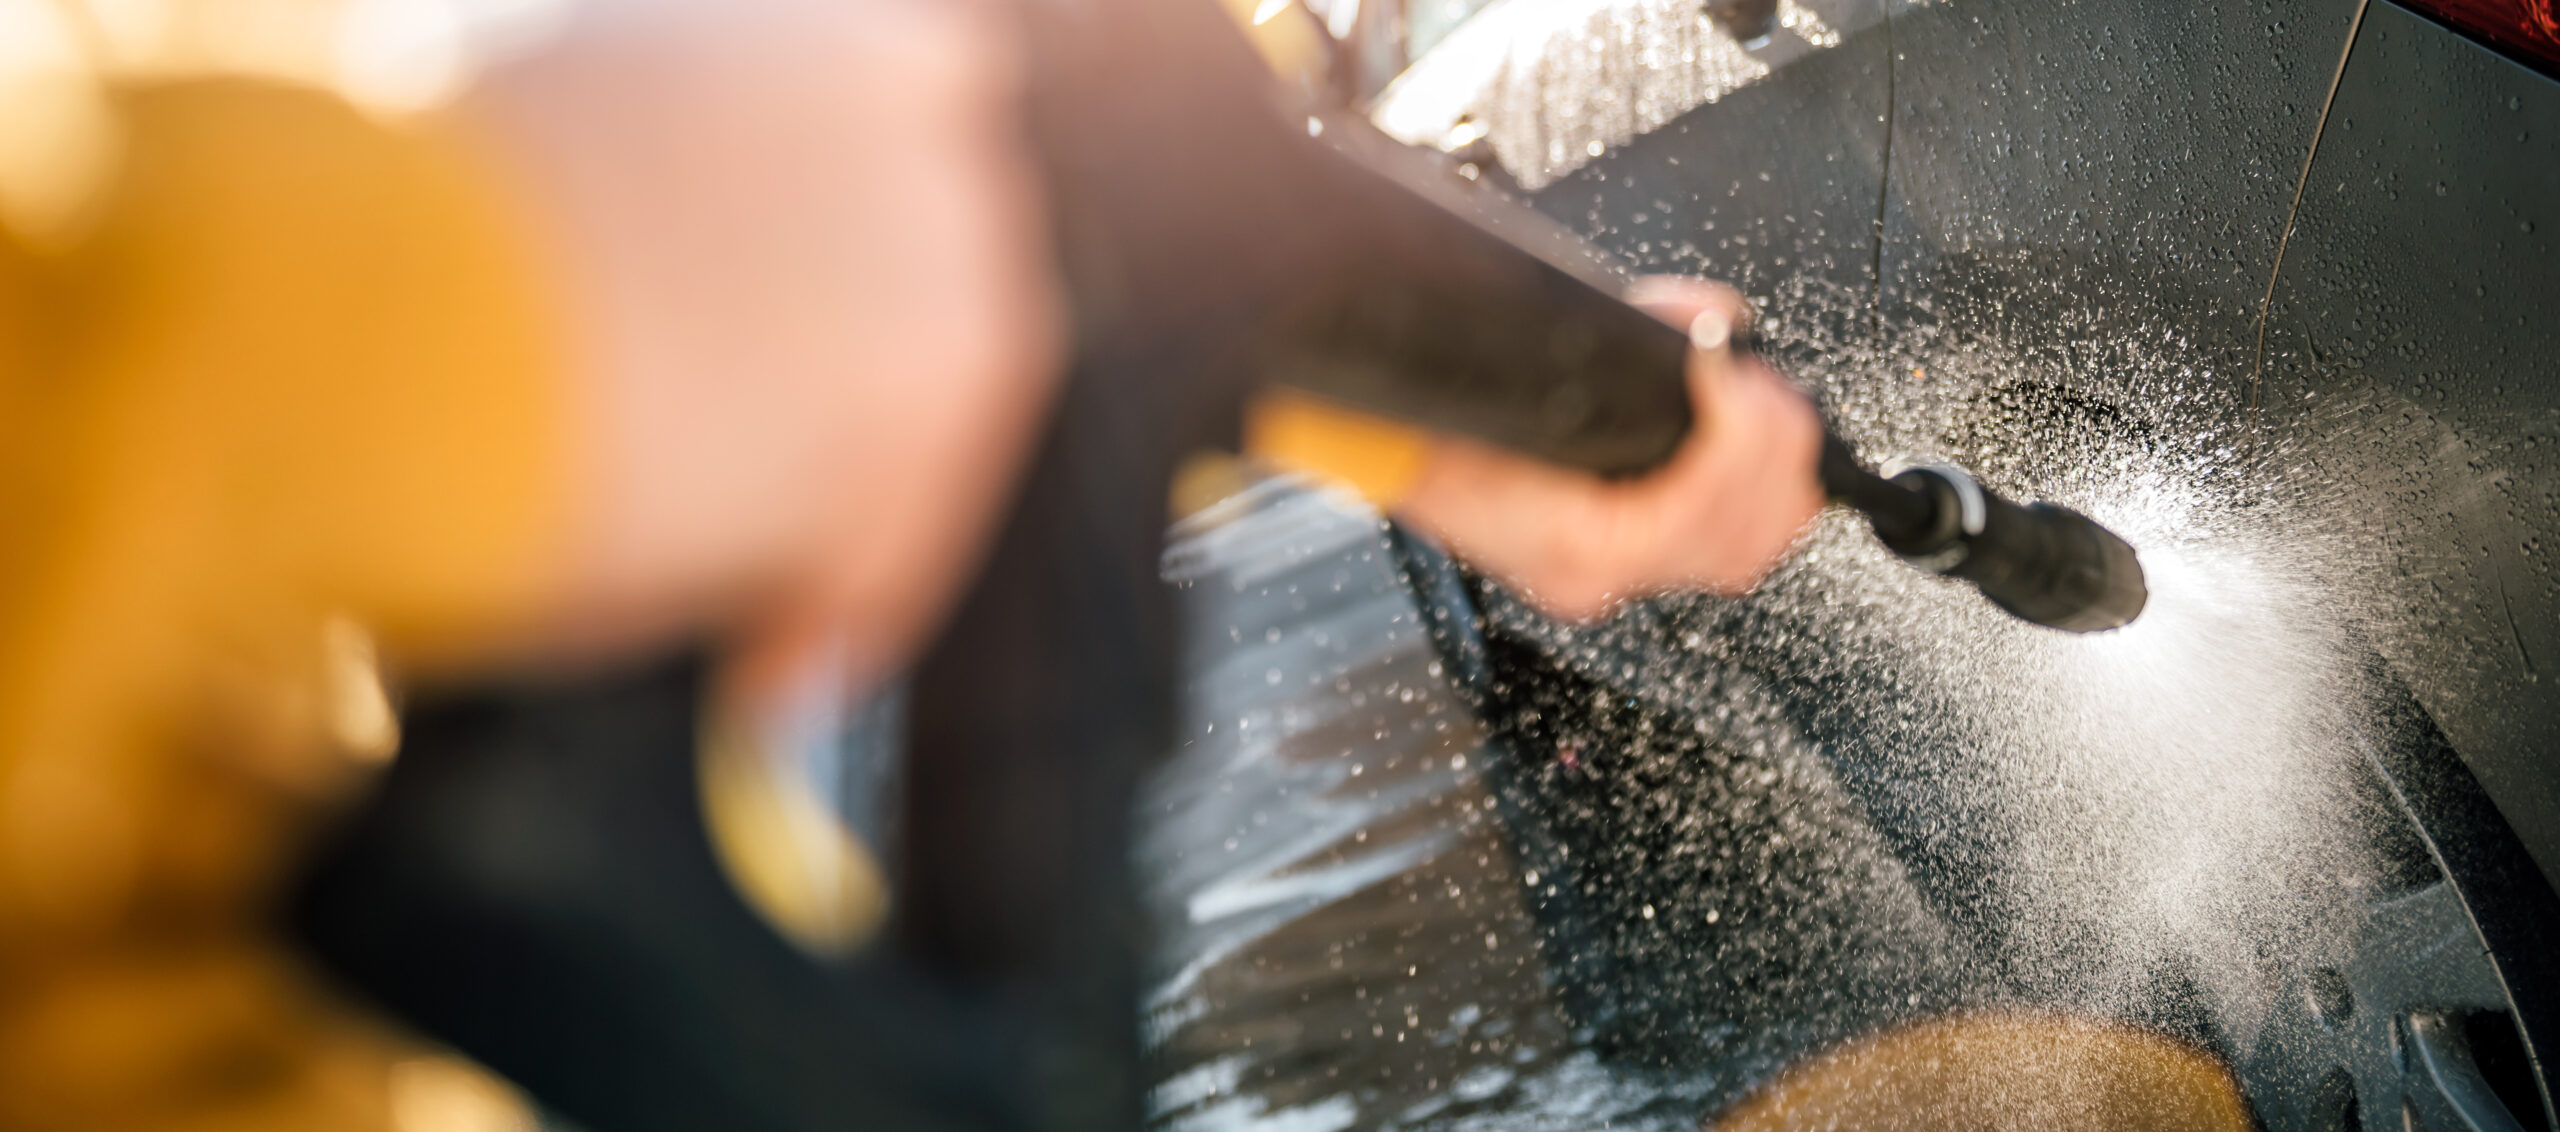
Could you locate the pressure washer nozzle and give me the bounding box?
[1820,435,2148,633]
[1900,465,2148,632]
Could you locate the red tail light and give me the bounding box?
[2401,0,2560,76]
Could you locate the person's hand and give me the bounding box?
[465,0,1062,701]
[1393,277,1825,620]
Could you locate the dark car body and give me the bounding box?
[1497,0,2558,897]
[1135,1,2560,1128]
[1384,0,2560,1125]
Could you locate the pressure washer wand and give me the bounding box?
[1015,0,2148,632]
[1816,431,2148,632]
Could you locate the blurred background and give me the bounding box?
[3,0,2558,1130]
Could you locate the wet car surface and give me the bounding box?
[1144,473,2543,1131]
[1146,2,2560,1128]
[1144,483,1962,1130]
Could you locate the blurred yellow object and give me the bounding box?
[698,709,891,959]
[0,25,570,1129]
[321,615,402,764]
[389,1054,539,1132]
[1243,388,1436,509]
[0,0,564,249]
[0,0,122,245]
[1710,1012,2253,1132]
[1213,0,1336,96]
[1168,448,1259,520]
